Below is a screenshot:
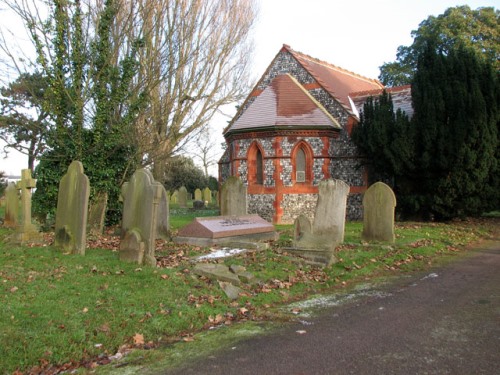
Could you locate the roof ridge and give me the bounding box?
[350,84,411,98]
[282,44,384,87]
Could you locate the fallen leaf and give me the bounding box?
[133,333,144,345]
[296,330,307,335]
[10,286,18,293]
[82,307,89,313]
[182,336,194,342]
[160,274,169,280]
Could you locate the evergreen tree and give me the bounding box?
[409,43,498,219]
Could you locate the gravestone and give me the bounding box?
[157,186,170,240]
[4,182,19,228]
[178,186,188,208]
[120,169,163,266]
[55,161,90,254]
[220,176,247,216]
[288,179,350,266]
[194,188,202,201]
[203,187,212,205]
[362,182,396,243]
[88,191,108,235]
[13,169,39,243]
[170,190,178,204]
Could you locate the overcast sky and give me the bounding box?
[1,0,497,177]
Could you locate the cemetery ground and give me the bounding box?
[0,205,498,374]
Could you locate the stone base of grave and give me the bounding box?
[285,247,337,267]
[173,234,274,249]
[285,233,339,267]
[11,224,41,245]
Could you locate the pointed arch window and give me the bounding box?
[292,141,313,184]
[247,142,264,185]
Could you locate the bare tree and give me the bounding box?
[0,0,257,181]
[131,0,257,180]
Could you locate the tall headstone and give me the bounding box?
[313,179,350,243]
[289,179,349,266]
[4,182,19,228]
[178,186,188,208]
[120,169,163,266]
[203,187,212,205]
[220,176,247,216]
[88,191,108,235]
[14,169,39,243]
[55,161,90,254]
[194,188,202,201]
[362,182,396,243]
[157,186,170,240]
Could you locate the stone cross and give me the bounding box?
[17,169,36,227]
[14,169,39,242]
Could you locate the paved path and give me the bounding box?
[165,239,500,375]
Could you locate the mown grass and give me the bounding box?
[0,216,498,374]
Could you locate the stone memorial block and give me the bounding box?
[4,182,19,228]
[88,191,108,235]
[120,169,163,266]
[194,188,202,201]
[55,161,90,254]
[203,187,212,204]
[288,179,349,266]
[362,182,396,243]
[174,214,277,247]
[178,186,188,208]
[220,176,247,216]
[14,169,39,243]
[157,185,170,240]
[170,190,178,204]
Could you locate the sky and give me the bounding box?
[1,0,497,178]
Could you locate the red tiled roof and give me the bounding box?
[283,45,384,114]
[226,74,340,134]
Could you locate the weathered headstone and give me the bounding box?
[288,179,350,266]
[4,182,19,228]
[55,161,90,254]
[362,182,396,243]
[220,176,247,216]
[14,169,39,243]
[120,169,163,266]
[203,187,212,205]
[88,191,108,235]
[157,186,170,240]
[178,186,188,208]
[313,179,350,243]
[170,190,178,204]
[194,188,202,201]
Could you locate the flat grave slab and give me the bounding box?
[174,214,277,247]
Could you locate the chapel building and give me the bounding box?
[219,44,412,224]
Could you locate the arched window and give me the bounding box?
[255,148,263,184]
[296,148,306,182]
[292,141,313,184]
[247,142,264,185]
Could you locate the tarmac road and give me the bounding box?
[164,238,500,375]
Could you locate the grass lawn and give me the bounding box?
[0,208,498,374]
